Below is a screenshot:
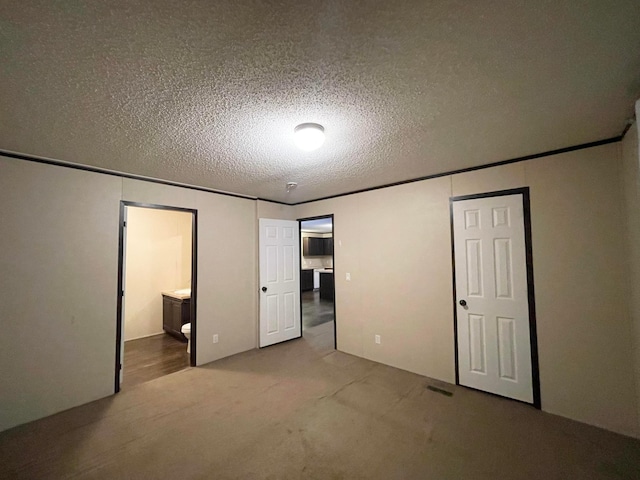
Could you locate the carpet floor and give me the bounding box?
[1,329,639,479]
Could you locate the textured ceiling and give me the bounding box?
[1,1,639,203]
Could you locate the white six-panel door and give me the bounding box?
[259,218,301,347]
[452,194,534,403]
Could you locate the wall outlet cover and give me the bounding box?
[375,334,381,344]
[213,334,219,344]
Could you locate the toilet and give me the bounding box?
[181,323,191,354]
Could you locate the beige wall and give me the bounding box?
[524,146,636,436]
[0,158,121,432]
[121,180,258,367]
[256,200,296,220]
[294,178,455,383]
[195,190,257,365]
[3,138,639,437]
[294,142,639,437]
[622,105,640,434]
[0,159,258,432]
[124,207,192,341]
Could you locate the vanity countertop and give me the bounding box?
[162,290,191,300]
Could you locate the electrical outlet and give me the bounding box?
[213,334,219,344]
[375,335,381,345]
[346,272,351,281]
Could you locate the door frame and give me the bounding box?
[450,187,541,409]
[297,214,337,349]
[115,201,198,393]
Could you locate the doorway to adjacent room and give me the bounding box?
[115,202,197,392]
[299,215,336,352]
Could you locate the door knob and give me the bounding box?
[459,299,467,307]
[261,286,267,292]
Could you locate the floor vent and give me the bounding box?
[427,385,453,397]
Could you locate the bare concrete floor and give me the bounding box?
[1,333,639,479]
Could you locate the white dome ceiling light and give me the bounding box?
[294,123,325,151]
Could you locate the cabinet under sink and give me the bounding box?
[162,294,190,341]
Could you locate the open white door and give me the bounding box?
[259,218,301,347]
[452,192,535,404]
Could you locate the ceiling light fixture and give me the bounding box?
[294,123,325,151]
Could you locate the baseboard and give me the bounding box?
[125,331,165,342]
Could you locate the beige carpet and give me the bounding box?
[1,322,639,479]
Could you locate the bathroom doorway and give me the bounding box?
[298,215,336,352]
[115,202,197,392]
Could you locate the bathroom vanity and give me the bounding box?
[162,291,191,341]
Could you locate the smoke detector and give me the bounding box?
[286,182,298,192]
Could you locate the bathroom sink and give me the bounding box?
[174,288,191,295]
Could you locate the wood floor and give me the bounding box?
[122,333,190,389]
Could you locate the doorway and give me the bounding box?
[299,215,336,351]
[115,202,197,393]
[450,188,540,407]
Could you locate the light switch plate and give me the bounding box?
[213,334,219,344]
[346,273,351,281]
[375,335,381,344]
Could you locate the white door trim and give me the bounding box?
[450,187,540,408]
